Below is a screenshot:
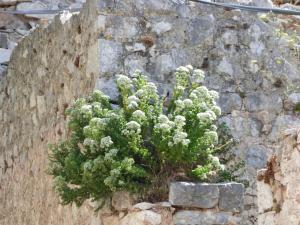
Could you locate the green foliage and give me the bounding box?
[48,65,231,206]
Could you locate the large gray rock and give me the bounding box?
[218,183,244,212]
[246,145,268,169]
[218,93,242,114]
[169,182,219,209]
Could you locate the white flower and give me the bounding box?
[176,66,190,73]
[211,156,220,168]
[90,117,107,128]
[116,74,132,89]
[173,130,189,146]
[205,130,218,143]
[186,64,193,72]
[128,101,138,109]
[145,82,157,93]
[83,138,95,146]
[136,89,145,98]
[193,69,205,83]
[100,136,113,148]
[219,164,226,171]
[81,104,92,113]
[132,70,142,78]
[128,95,140,103]
[182,139,191,146]
[175,99,184,108]
[176,85,185,92]
[209,90,219,99]
[122,121,141,136]
[158,115,169,123]
[132,110,146,120]
[104,148,118,161]
[183,99,193,107]
[174,115,186,127]
[197,112,212,123]
[212,106,221,116]
[189,92,198,100]
[210,125,218,131]
[156,123,172,132]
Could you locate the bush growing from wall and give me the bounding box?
[48,65,231,205]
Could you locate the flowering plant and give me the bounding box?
[48,65,227,205]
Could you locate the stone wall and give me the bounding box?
[0,0,86,78]
[96,1,300,224]
[0,0,99,224]
[257,127,300,225]
[100,182,244,225]
[1,0,300,224]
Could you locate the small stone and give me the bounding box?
[133,43,146,52]
[218,183,244,212]
[0,48,12,64]
[112,191,133,211]
[218,93,242,114]
[120,210,161,225]
[153,21,172,34]
[169,182,219,209]
[132,202,156,211]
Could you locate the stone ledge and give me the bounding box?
[169,182,244,212]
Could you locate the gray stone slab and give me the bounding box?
[218,182,244,212]
[169,182,219,209]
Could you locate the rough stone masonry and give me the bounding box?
[1,0,300,224]
[95,0,300,224]
[0,0,99,224]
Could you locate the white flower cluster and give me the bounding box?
[83,138,96,147]
[176,66,190,74]
[122,121,141,136]
[183,99,193,107]
[197,111,217,124]
[208,154,224,170]
[204,130,218,144]
[168,115,190,147]
[81,104,92,118]
[192,69,205,83]
[104,148,118,161]
[128,95,139,110]
[132,110,146,121]
[155,115,175,133]
[100,136,113,148]
[171,130,190,146]
[92,90,110,102]
[90,117,108,129]
[116,74,132,90]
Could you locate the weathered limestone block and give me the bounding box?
[169,182,244,212]
[173,210,239,225]
[169,182,219,209]
[257,180,273,213]
[218,183,244,212]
